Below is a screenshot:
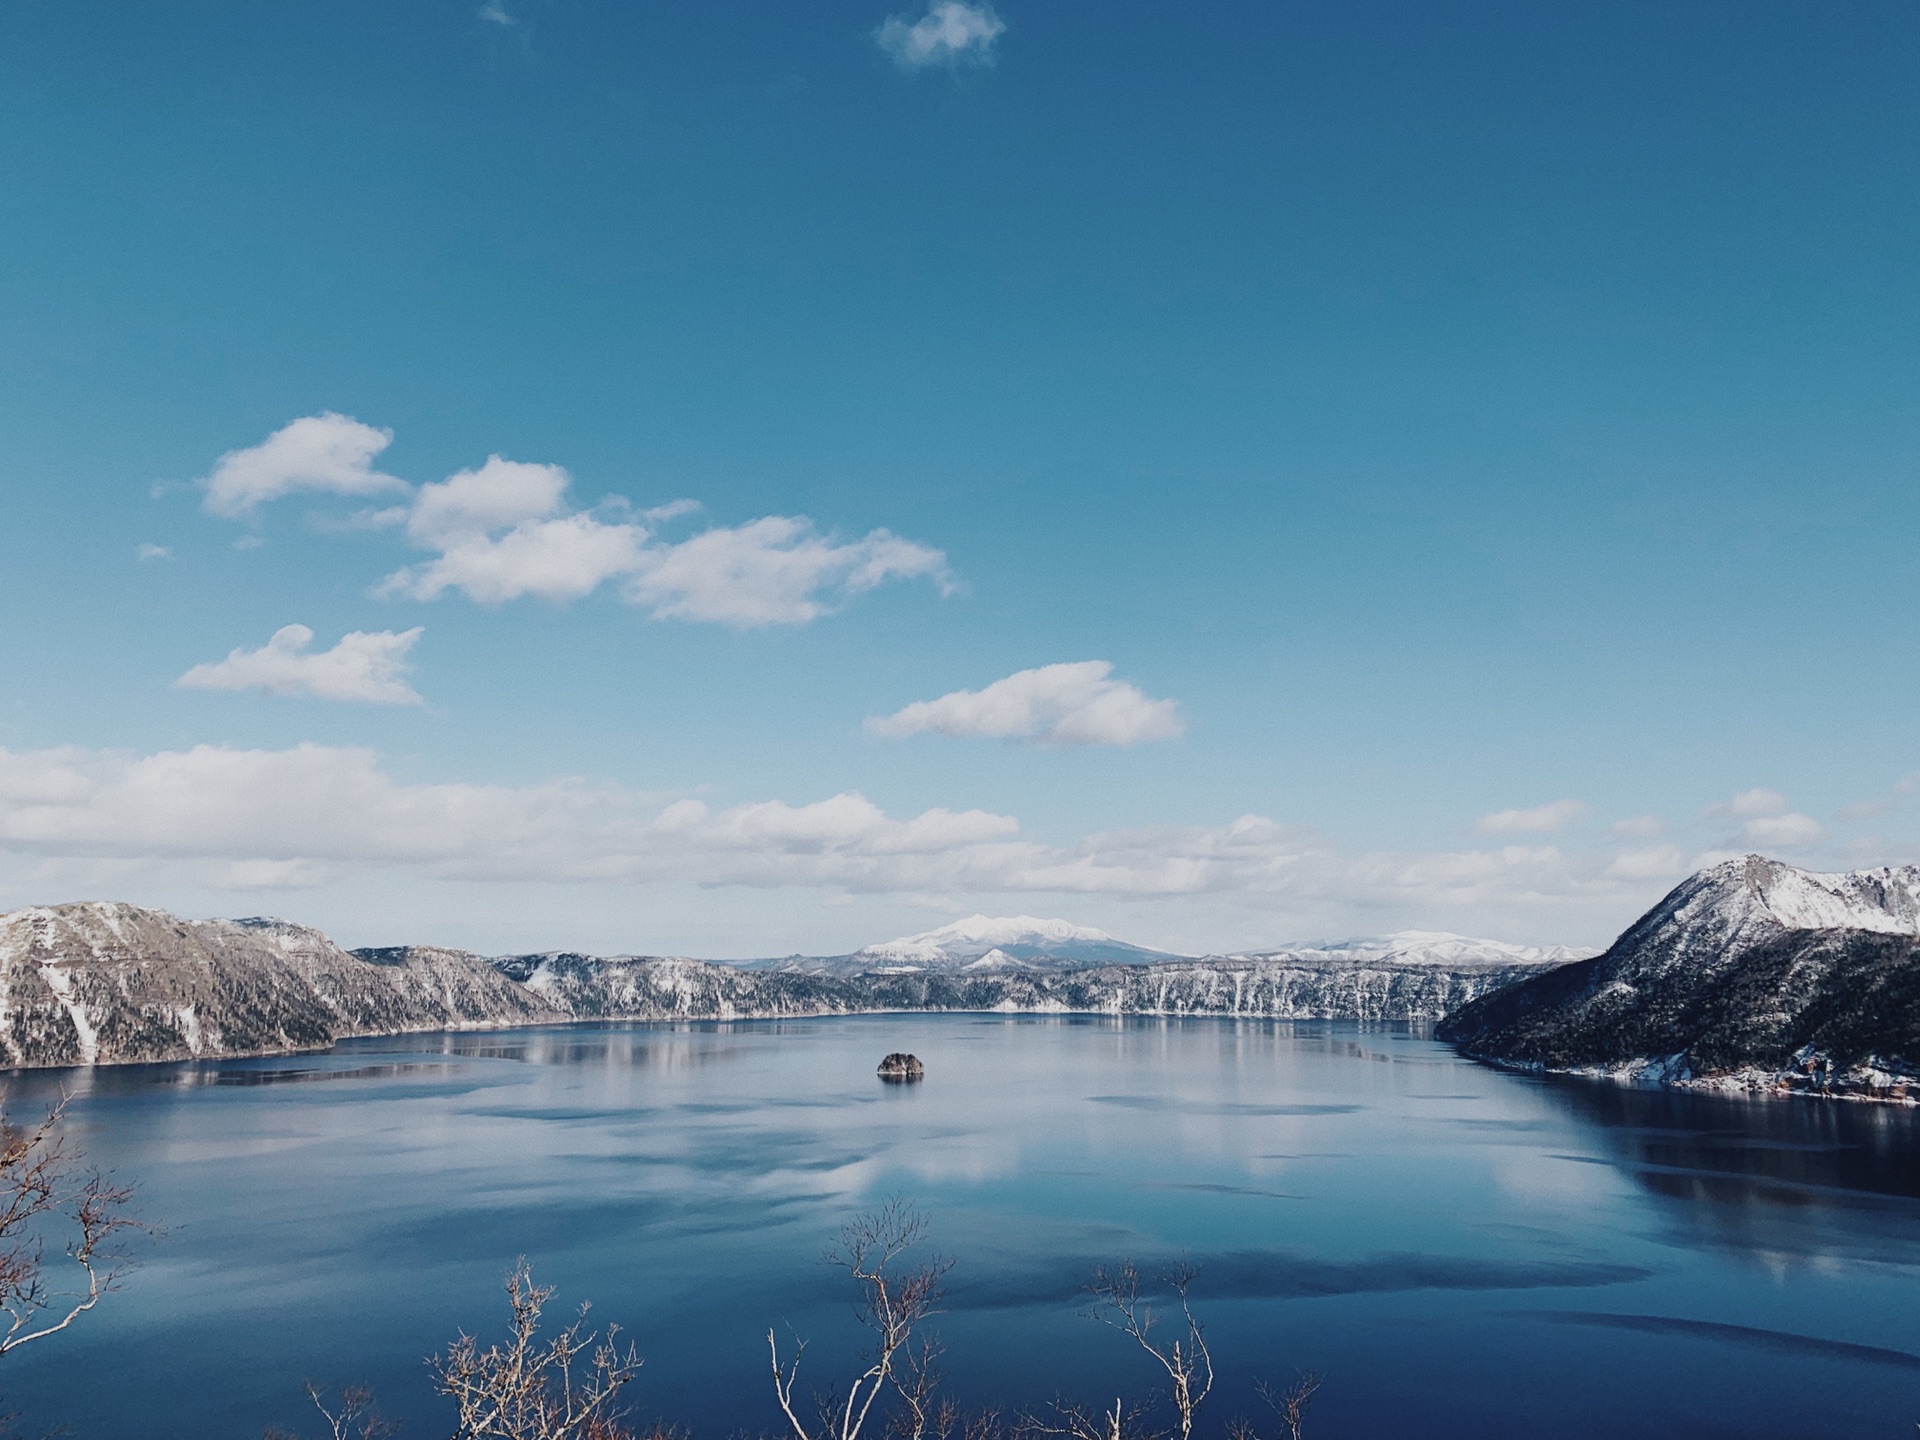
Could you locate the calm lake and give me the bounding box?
[4,1014,1919,1439]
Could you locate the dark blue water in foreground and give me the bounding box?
[4,1015,1919,1439]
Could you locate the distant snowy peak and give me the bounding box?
[869,914,1118,952]
[851,915,1178,970]
[1236,930,1597,968]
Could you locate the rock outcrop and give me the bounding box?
[1437,856,1920,1100]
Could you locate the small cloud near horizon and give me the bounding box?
[1610,814,1664,838]
[1476,799,1585,835]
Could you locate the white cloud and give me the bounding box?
[384,513,648,604]
[876,0,1005,69]
[1727,787,1790,818]
[626,517,949,626]
[1475,799,1585,835]
[643,499,701,523]
[478,0,514,24]
[176,625,425,705]
[1606,844,1686,881]
[0,743,1023,890]
[1742,812,1825,849]
[201,413,407,519]
[1610,814,1664,837]
[195,418,945,625]
[136,543,172,562]
[405,456,571,545]
[867,661,1183,747]
[0,743,1687,923]
[376,459,945,623]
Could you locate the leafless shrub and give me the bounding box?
[1082,1264,1211,1440]
[1257,1373,1319,1440]
[1016,1396,1163,1440]
[921,1401,1002,1440]
[0,1092,143,1357]
[433,1258,644,1440]
[262,1383,399,1440]
[769,1199,953,1440]
[1225,1370,1320,1440]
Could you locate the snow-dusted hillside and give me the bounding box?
[847,914,1182,971]
[1439,856,1920,1101]
[0,902,553,1066]
[1235,930,1597,969]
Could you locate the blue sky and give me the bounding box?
[3,0,1919,955]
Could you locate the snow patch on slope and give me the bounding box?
[1744,860,1920,934]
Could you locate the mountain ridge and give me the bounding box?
[1437,855,1920,1101]
[0,900,1567,1068]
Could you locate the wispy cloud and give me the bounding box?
[199,413,407,519]
[176,625,424,705]
[876,1,1005,70]
[135,543,172,562]
[200,421,948,626]
[628,516,949,626]
[1726,787,1790,818]
[1476,799,1585,835]
[868,662,1183,747]
[376,459,947,623]
[1610,814,1665,837]
[1702,787,1824,850]
[1742,812,1825,848]
[1606,843,1686,881]
[7,743,1846,947]
[478,0,515,25]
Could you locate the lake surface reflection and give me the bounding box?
[5,1015,1919,1439]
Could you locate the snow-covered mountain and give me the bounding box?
[0,902,551,1066]
[852,915,1181,970]
[735,917,1586,977]
[1438,855,1920,1100]
[1234,930,1597,969]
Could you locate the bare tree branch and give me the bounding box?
[769,1200,953,1440]
[0,1091,144,1357]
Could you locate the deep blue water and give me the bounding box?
[3,1015,1918,1439]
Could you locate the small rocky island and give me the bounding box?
[876,1052,925,1082]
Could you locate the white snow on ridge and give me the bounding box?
[1236,930,1597,968]
[877,914,1115,949]
[1742,860,1920,935]
[854,914,1122,963]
